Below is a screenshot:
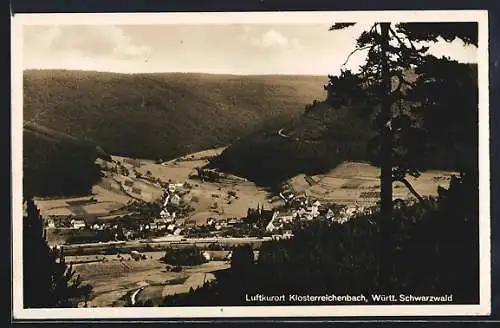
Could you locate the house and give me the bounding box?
[175,218,186,226]
[205,251,232,261]
[167,224,176,232]
[283,230,294,239]
[170,194,182,206]
[266,219,282,232]
[161,209,176,222]
[150,222,158,230]
[154,218,167,230]
[173,228,183,236]
[279,191,295,203]
[184,219,196,227]
[47,218,56,228]
[276,211,294,222]
[266,211,279,231]
[202,251,211,261]
[167,183,183,193]
[290,195,307,208]
[207,218,216,226]
[309,205,320,218]
[71,219,86,229]
[295,208,306,217]
[227,218,242,226]
[265,210,293,232]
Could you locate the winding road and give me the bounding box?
[277,128,319,144]
[130,286,145,305]
[278,128,289,138]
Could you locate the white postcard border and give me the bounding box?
[11,10,491,319]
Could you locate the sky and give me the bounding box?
[23,23,478,76]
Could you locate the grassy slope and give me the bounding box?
[24,70,327,161]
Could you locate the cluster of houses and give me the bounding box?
[45,180,190,234]
[45,171,378,244]
[155,182,191,235]
[245,196,376,233]
[206,217,244,231]
[332,203,375,224]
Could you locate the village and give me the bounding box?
[42,180,373,246]
[39,155,379,250]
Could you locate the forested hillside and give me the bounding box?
[24,70,327,161]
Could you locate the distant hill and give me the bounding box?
[24,70,327,161]
[23,123,108,197]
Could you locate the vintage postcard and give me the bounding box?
[11,10,490,319]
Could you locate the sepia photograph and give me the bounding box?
[11,10,490,319]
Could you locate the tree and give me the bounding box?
[328,21,478,288]
[23,197,93,308]
[230,245,254,272]
[406,57,478,174]
[163,246,207,266]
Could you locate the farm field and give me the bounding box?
[70,253,229,307]
[288,161,457,205]
[113,150,271,220]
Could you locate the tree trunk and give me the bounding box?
[378,22,393,290]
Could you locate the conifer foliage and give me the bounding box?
[326,22,478,287]
[23,198,92,308]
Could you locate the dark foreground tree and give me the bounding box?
[328,21,478,288]
[23,197,92,308]
[230,245,254,272]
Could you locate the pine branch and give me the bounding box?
[395,177,425,203]
[403,34,418,52]
[395,29,430,56]
[329,23,356,31]
[388,26,408,49]
[342,45,372,66]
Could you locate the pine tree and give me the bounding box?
[23,197,92,308]
[328,22,478,288]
